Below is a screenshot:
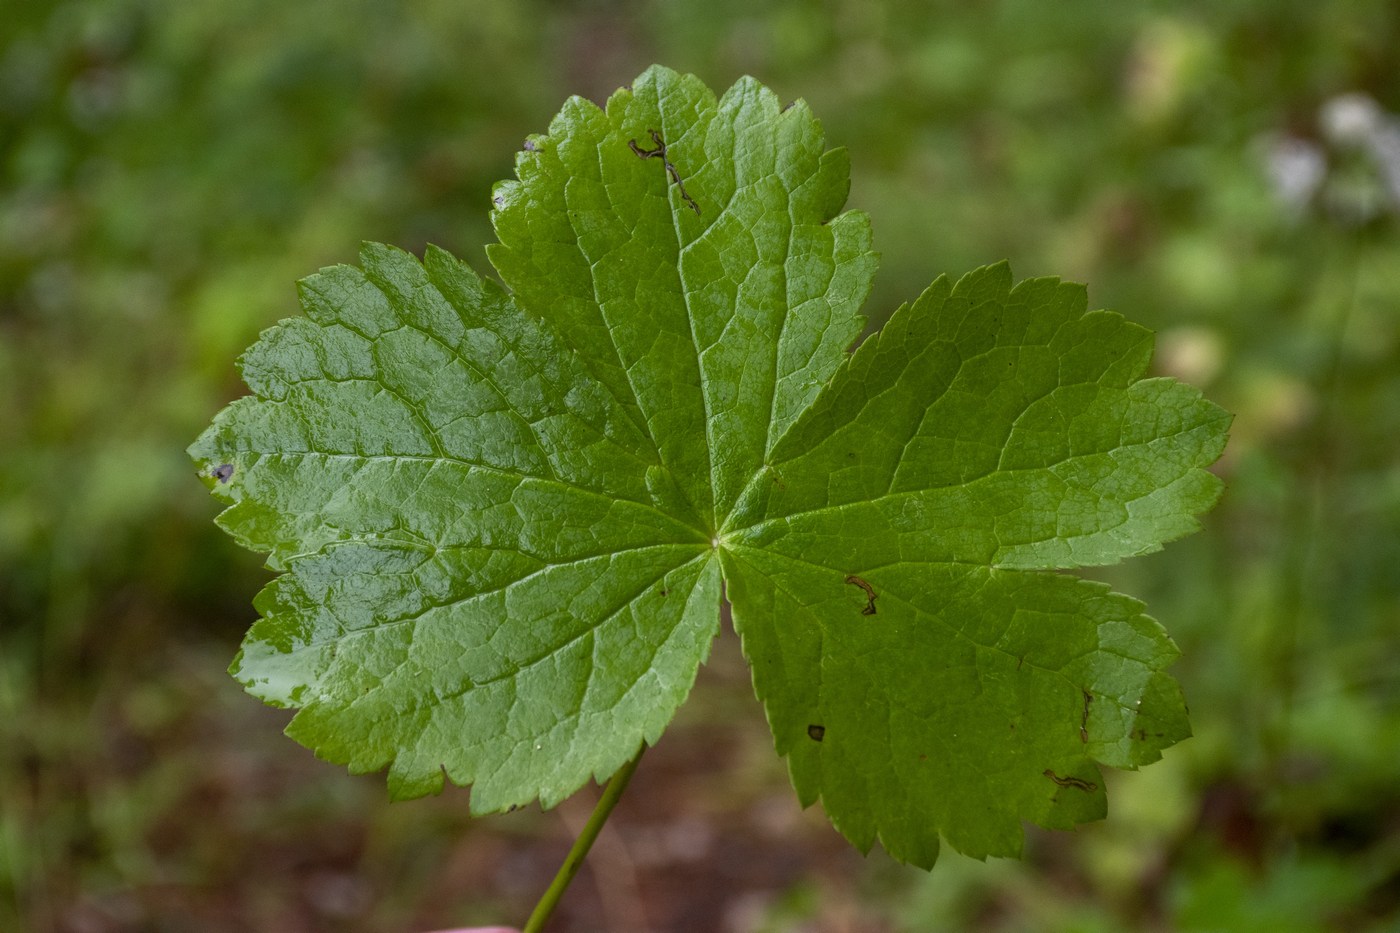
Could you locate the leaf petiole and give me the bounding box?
[522,745,646,933]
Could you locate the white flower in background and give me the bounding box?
[1366,116,1400,206]
[1321,92,1383,147]
[1262,135,1327,214]
[1265,92,1400,222]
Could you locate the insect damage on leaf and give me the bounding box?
[628,129,702,215]
[1044,770,1099,793]
[843,575,878,616]
[191,64,1229,870]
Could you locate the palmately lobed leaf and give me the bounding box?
[192,64,1229,868]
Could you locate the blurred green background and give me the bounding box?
[3,1,1399,930]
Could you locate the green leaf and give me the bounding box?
[721,266,1220,863]
[191,65,1229,867]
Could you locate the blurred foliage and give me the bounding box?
[3,0,1399,930]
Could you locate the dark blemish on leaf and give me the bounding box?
[918,753,927,761]
[1016,656,1024,670]
[523,138,539,152]
[493,194,505,208]
[628,129,702,215]
[781,100,797,113]
[660,588,669,597]
[1043,769,1098,793]
[1080,692,1093,744]
[628,130,663,158]
[807,724,825,742]
[213,463,234,483]
[1009,722,1016,731]
[844,575,878,616]
[507,804,520,813]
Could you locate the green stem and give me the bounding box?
[522,745,645,933]
[1265,230,1361,771]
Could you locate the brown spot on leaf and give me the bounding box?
[213,464,234,483]
[807,724,825,742]
[1043,769,1098,792]
[844,575,877,616]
